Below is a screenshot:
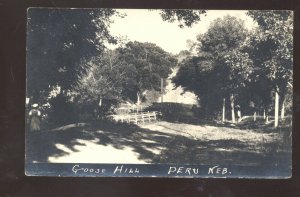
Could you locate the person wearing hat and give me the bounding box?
[29,103,41,131]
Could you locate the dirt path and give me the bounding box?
[36,121,285,165]
[140,121,280,144]
[157,67,198,104]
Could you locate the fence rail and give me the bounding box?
[109,111,160,124]
[240,115,292,121]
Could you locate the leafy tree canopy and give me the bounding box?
[174,15,248,94]
[116,41,178,102]
[26,8,118,100]
[173,15,249,117]
[159,9,206,28]
[27,8,206,103]
[247,11,293,91]
[197,15,248,57]
[76,50,125,104]
[76,41,178,105]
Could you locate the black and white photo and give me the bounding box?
[25,8,293,178]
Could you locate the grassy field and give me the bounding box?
[26,119,291,166]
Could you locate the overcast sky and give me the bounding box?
[107,10,258,54]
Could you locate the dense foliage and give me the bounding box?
[26,9,292,128]
[116,41,177,102]
[173,11,293,126]
[173,16,249,118]
[74,41,177,118]
[159,9,206,28]
[26,8,118,102]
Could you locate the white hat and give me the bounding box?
[32,103,38,108]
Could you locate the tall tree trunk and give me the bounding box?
[281,102,285,120]
[274,90,279,128]
[160,78,164,103]
[137,92,141,106]
[222,98,226,122]
[230,94,235,123]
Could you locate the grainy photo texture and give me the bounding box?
[25,8,293,178]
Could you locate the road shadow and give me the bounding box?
[26,120,291,166]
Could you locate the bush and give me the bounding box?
[48,94,79,126]
[146,102,198,123]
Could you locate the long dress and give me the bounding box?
[29,109,41,131]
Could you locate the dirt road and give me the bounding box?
[27,121,287,165]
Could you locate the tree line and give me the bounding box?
[26,9,292,128]
[173,11,293,127]
[26,9,204,125]
[75,41,177,117]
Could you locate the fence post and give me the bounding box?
[237,109,241,122]
[135,113,138,124]
[281,102,285,120]
[148,111,151,122]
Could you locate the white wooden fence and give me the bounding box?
[240,115,292,122]
[109,111,160,124]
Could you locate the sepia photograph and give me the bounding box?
[25,8,293,178]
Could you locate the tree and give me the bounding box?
[159,9,206,28]
[116,41,177,103]
[224,47,254,122]
[247,11,293,127]
[74,41,177,118]
[198,16,249,122]
[26,8,118,102]
[75,50,126,117]
[26,8,208,123]
[173,16,248,121]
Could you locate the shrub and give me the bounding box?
[47,94,79,126]
[145,102,197,123]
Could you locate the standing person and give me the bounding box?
[29,104,41,131]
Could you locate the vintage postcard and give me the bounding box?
[25,8,293,178]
